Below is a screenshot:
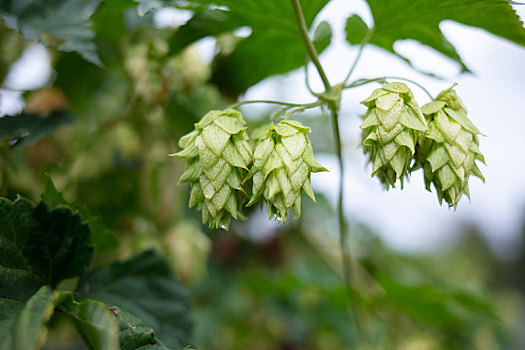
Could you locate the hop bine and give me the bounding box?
[172,109,252,229]
[360,82,428,188]
[247,120,327,222]
[417,88,485,208]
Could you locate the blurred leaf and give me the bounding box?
[0,0,103,65]
[345,14,368,45]
[77,250,193,349]
[0,111,75,148]
[168,9,240,56]
[42,174,117,253]
[313,20,332,53]
[0,285,120,350]
[0,286,59,350]
[0,196,94,290]
[355,0,525,73]
[172,0,330,95]
[136,0,165,17]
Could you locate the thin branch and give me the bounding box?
[230,99,321,109]
[290,0,332,92]
[343,29,373,85]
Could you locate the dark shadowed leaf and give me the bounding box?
[0,0,103,65]
[42,174,117,253]
[0,111,75,148]
[349,0,525,73]
[0,196,94,291]
[77,250,193,349]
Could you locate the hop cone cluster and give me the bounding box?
[173,109,252,229]
[419,88,485,207]
[247,120,327,222]
[360,82,428,188]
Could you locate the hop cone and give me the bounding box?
[247,120,327,222]
[419,88,485,208]
[173,109,252,229]
[360,82,428,188]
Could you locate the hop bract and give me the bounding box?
[360,82,428,188]
[420,88,485,208]
[247,120,327,222]
[173,109,252,229]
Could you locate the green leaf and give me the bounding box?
[41,174,117,253]
[0,286,119,350]
[0,0,103,65]
[60,295,120,350]
[0,196,94,290]
[0,286,58,350]
[313,21,332,53]
[345,14,368,45]
[76,250,193,349]
[174,0,330,95]
[110,307,177,350]
[0,111,75,148]
[358,0,525,73]
[168,9,241,56]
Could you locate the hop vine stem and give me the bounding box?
[290,0,362,343]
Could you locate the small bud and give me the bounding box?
[247,120,327,222]
[419,87,485,208]
[172,109,252,229]
[360,82,428,188]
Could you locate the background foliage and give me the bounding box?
[0,0,524,349]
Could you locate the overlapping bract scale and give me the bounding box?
[173,109,252,229]
[419,88,485,207]
[247,120,327,222]
[360,82,428,188]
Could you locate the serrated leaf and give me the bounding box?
[358,0,525,74]
[0,196,93,293]
[345,14,368,45]
[76,250,193,349]
[0,0,103,65]
[41,174,117,253]
[0,111,75,148]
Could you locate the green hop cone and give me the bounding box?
[172,109,252,229]
[360,82,428,188]
[419,88,485,208]
[247,120,327,222]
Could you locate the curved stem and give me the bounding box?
[290,0,331,92]
[303,56,316,96]
[343,29,373,85]
[229,99,321,110]
[344,76,434,100]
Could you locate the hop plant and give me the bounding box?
[173,109,252,229]
[247,120,327,222]
[419,88,485,208]
[360,82,428,188]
